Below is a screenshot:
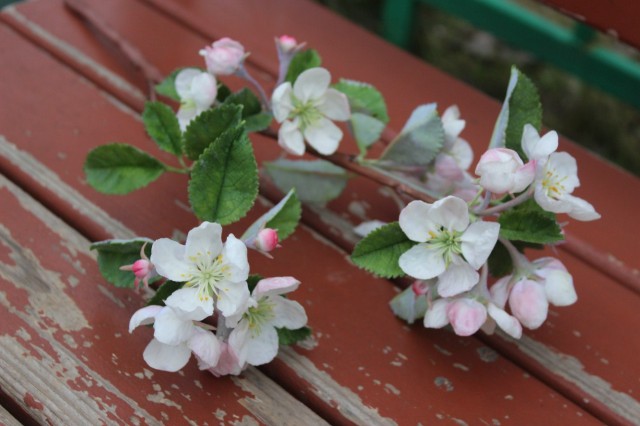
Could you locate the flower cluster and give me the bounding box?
[128,222,307,373]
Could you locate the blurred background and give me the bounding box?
[315,0,640,176]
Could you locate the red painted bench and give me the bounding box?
[1,0,638,424]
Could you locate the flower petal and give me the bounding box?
[509,280,548,329]
[253,277,300,299]
[303,117,342,155]
[222,234,249,282]
[544,270,577,306]
[429,196,469,232]
[565,194,601,221]
[153,307,194,345]
[150,238,191,281]
[244,325,280,366]
[165,287,214,321]
[208,342,244,377]
[190,72,217,110]
[460,221,500,269]
[188,328,222,370]
[270,296,308,329]
[423,298,449,329]
[487,303,522,339]
[175,68,202,99]
[318,89,350,121]
[143,339,191,372]
[437,255,479,297]
[446,298,487,336]
[278,119,305,156]
[399,200,434,242]
[293,67,330,103]
[129,305,163,333]
[216,281,250,317]
[489,275,512,309]
[271,82,293,122]
[449,139,473,170]
[399,243,445,280]
[185,222,223,261]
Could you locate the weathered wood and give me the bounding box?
[0,12,603,426]
[0,405,22,426]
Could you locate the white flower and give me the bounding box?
[271,67,350,156]
[199,38,245,75]
[475,148,535,194]
[398,196,500,297]
[129,288,221,372]
[441,105,473,171]
[150,222,250,317]
[534,152,600,221]
[175,68,217,132]
[229,277,307,366]
[521,124,558,163]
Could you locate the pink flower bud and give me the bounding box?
[120,245,156,290]
[475,148,534,194]
[446,298,487,336]
[131,259,152,279]
[208,342,244,377]
[199,37,245,75]
[276,35,299,54]
[255,228,279,252]
[509,279,548,329]
[411,280,429,296]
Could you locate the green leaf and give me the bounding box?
[351,113,386,156]
[84,144,165,194]
[379,103,444,167]
[277,326,312,346]
[334,79,389,123]
[241,189,301,243]
[245,113,273,132]
[217,83,232,102]
[247,274,263,293]
[146,281,183,306]
[90,238,154,288]
[155,68,187,101]
[499,208,563,244]
[264,159,349,204]
[285,49,322,83]
[487,240,514,278]
[351,222,416,278]
[142,101,183,156]
[224,88,261,117]
[183,104,243,160]
[505,67,542,159]
[188,125,259,225]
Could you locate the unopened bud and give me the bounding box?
[255,228,279,252]
[276,35,299,54]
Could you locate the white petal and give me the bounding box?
[512,161,536,193]
[245,326,280,366]
[565,194,601,221]
[429,196,469,232]
[185,222,223,261]
[318,89,350,121]
[489,275,512,309]
[208,342,244,376]
[399,200,434,242]
[177,106,198,132]
[189,72,217,110]
[303,117,342,155]
[548,152,580,192]
[531,129,558,160]
[222,234,249,282]
[534,183,568,214]
[153,307,194,346]
[521,124,540,160]
[216,281,250,317]
[188,328,221,370]
[174,68,202,99]
[399,244,445,280]
[229,320,251,365]
[150,238,190,281]
[437,256,479,297]
[270,296,308,329]
[509,280,548,329]
[544,270,577,306]
[487,304,522,339]
[442,105,465,141]
[278,120,305,156]
[165,287,213,320]
[129,305,163,333]
[271,82,293,122]
[449,139,473,170]
[423,298,449,328]
[143,339,191,372]
[460,221,500,269]
[293,67,330,103]
[446,298,487,336]
[253,277,300,299]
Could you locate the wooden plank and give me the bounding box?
[0,172,329,425]
[0,14,602,426]
[0,405,21,426]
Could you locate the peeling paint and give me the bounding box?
[434,376,454,392]
[384,383,401,396]
[476,346,498,363]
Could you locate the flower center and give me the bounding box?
[429,228,463,266]
[184,253,229,302]
[291,97,322,130]
[541,167,568,200]
[245,298,275,336]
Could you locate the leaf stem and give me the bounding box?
[476,187,533,216]
[236,65,271,110]
[164,164,190,174]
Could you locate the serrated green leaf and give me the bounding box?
[241,189,301,243]
[146,281,183,306]
[285,49,322,83]
[499,208,563,244]
[90,238,154,287]
[217,83,232,102]
[264,159,348,204]
[247,274,263,293]
[84,144,165,194]
[351,113,386,156]
[183,104,243,160]
[245,113,273,132]
[351,222,416,278]
[505,67,542,159]
[188,125,258,225]
[277,326,312,346]
[379,103,444,167]
[223,88,261,117]
[142,101,183,156]
[334,79,389,123]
